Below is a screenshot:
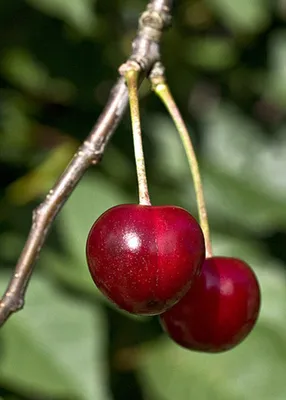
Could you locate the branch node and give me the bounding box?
[149,60,166,84]
[139,10,164,40]
[119,60,141,77]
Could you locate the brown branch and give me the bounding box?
[0,0,174,327]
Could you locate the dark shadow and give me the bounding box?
[0,383,75,400]
[261,230,286,268]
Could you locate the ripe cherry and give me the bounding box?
[160,257,261,352]
[86,204,205,315]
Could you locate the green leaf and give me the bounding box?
[186,37,237,70]
[1,48,75,102]
[201,163,286,232]
[39,248,101,298]
[0,92,32,164]
[199,104,286,232]
[0,271,110,400]
[139,238,286,400]
[205,0,270,33]
[264,30,286,107]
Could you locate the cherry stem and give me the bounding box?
[124,67,151,206]
[151,75,213,257]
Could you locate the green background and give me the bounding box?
[1,0,286,399]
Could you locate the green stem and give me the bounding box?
[125,69,151,206]
[152,78,212,257]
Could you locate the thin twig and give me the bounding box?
[0,0,174,327]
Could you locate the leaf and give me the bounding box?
[186,37,237,70]
[0,92,32,164]
[199,104,286,232]
[201,163,286,232]
[39,248,100,298]
[1,48,76,102]
[205,0,270,33]
[138,238,286,400]
[263,30,286,107]
[6,139,78,205]
[0,271,111,400]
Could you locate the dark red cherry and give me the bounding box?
[86,204,205,315]
[160,257,261,352]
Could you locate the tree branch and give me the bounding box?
[0,0,174,327]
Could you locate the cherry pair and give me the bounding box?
[86,64,260,353]
[86,203,260,353]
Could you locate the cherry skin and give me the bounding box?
[160,257,261,352]
[86,204,205,315]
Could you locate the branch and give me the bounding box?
[0,0,174,327]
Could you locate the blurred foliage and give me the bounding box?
[0,0,286,399]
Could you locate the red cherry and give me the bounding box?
[160,257,261,352]
[86,204,205,315]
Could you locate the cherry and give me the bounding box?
[160,256,261,352]
[86,204,205,315]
